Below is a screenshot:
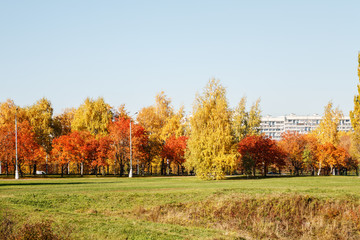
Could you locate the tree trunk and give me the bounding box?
[0,161,2,175]
[161,159,165,175]
[46,154,48,174]
[317,162,322,176]
[19,165,23,177]
[120,162,124,176]
[33,163,37,175]
[81,162,84,177]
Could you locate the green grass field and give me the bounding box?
[1,176,360,239]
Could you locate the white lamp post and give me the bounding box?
[129,112,138,178]
[15,110,19,180]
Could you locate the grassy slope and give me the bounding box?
[1,176,360,239]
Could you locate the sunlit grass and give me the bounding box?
[1,176,360,239]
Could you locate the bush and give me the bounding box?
[135,194,360,240]
[0,214,70,240]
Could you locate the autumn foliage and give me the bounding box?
[238,135,285,176]
[1,77,360,178]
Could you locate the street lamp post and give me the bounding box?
[15,110,19,180]
[129,112,138,178]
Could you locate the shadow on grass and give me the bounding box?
[0,181,118,187]
[225,174,358,180]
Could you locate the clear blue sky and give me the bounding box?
[1,1,359,116]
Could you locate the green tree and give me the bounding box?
[185,79,237,180]
[71,97,113,136]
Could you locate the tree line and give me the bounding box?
[1,54,360,179]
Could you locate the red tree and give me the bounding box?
[161,135,188,175]
[108,116,148,176]
[238,135,285,176]
[0,121,42,176]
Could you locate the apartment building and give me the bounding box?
[261,114,352,140]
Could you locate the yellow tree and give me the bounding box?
[71,97,113,136]
[0,99,16,125]
[26,98,54,174]
[350,52,360,175]
[247,98,261,136]
[232,97,261,141]
[232,96,248,142]
[137,92,185,175]
[160,106,186,140]
[53,108,75,137]
[185,79,237,180]
[316,101,342,145]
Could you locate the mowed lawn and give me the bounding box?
[1,176,360,239]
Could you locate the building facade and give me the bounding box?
[260,114,352,141]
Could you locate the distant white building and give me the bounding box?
[260,114,352,140]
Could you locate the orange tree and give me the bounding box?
[279,131,307,175]
[17,121,43,175]
[302,134,320,175]
[0,123,14,175]
[52,134,74,177]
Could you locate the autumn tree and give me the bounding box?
[247,98,261,136]
[94,136,112,175]
[72,97,113,136]
[232,96,248,142]
[0,100,17,175]
[0,120,42,176]
[26,98,54,174]
[302,133,320,175]
[316,101,342,145]
[0,101,29,175]
[0,123,14,175]
[18,121,45,175]
[279,131,307,175]
[53,108,75,137]
[350,52,360,174]
[52,134,73,177]
[232,97,261,142]
[185,79,237,180]
[238,135,285,176]
[0,99,17,125]
[161,135,188,175]
[137,92,184,175]
[338,132,359,175]
[108,116,148,176]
